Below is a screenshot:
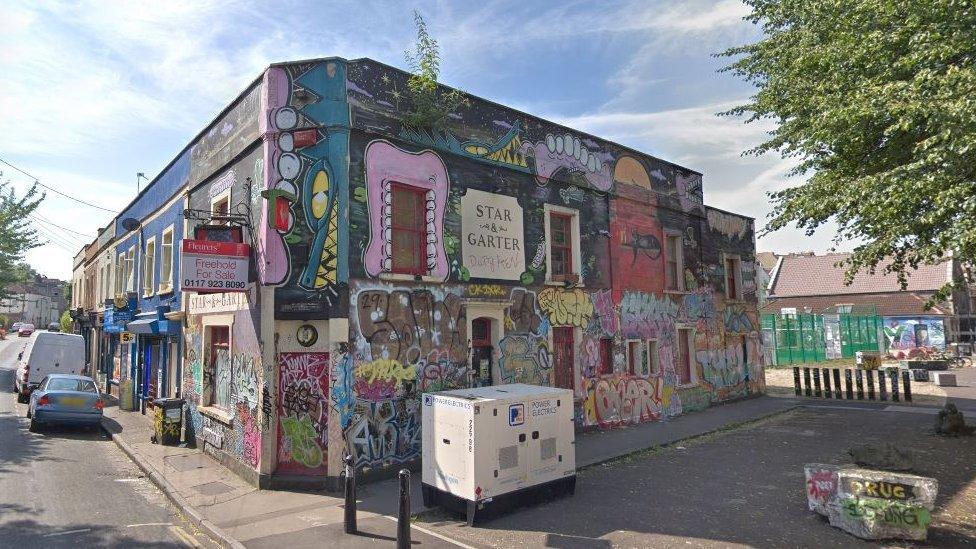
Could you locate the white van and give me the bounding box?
[15,332,86,403]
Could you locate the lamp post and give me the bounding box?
[121,217,144,414]
[136,173,147,193]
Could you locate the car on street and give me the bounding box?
[27,374,104,432]
[10,322,23,333]
[18,323,35,337]
[15,331,86,403]
[46,322,60,332]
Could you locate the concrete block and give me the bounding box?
[910,369,929,382]
[933,373,957,387]
[812,468,939,541]
[804,463,843,516]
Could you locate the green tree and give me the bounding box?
[0,182,43,298]
[402,11,468,130]
[720,0,976,294]
[59,310,72,333]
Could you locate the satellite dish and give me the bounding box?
[121,218,140,231]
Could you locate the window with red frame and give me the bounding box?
[549,212,573,278]
[390,184,427,275]
[599,338,613,375]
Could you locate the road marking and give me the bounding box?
[383,516,478,549]
[43,528,92,537]
[168,525,203,548]
[883,405,939,414]
[126,522,174,528]
[115,477,147,483]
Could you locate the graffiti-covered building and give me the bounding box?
[238,56,765,486]
[72,56,762,489]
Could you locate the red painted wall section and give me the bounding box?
[609,193,664,298]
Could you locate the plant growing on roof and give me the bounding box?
[402,11,468,130]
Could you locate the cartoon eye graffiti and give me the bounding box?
[299,159,339,293]
[274,107,298,130]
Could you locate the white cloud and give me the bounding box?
[553,101,851,254]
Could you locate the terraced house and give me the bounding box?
[72,56,765,489]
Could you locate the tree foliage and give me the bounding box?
[59,310,72,333]
[719,0,976,292]
[0,182,43,299]
[403,11,468,130]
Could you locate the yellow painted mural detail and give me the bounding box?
[354,359,418,384]
[538,287,594,327]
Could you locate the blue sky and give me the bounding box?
[1,0,841,280]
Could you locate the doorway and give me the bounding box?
[553,327,575,390]
[471,317,494,386]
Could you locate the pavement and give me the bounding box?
[98,370,976,548]
[0,336,216,548]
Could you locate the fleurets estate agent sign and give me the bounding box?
[461,189,525,280]
[181,239,249,292]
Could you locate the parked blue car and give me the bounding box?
[27,374,104,432]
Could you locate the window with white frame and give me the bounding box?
[143,237,156,296]
[116,253,124,295]
[676,327,696,386]
[211,189,231,226]
[125,247,135,292]
[646,339,660,376]
[724,254,742,300]
[159,226,174,293]
[626,339,642,375]
[665,233,684,291]
[545,204,581,283]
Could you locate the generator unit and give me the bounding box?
[421,383,576,525]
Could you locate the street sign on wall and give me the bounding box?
[180,239,250,293]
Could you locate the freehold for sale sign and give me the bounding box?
[181,239,250,292]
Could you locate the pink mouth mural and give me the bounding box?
[362,140,450,281]
[521,132,614,192]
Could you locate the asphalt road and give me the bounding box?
[0,336,216,548]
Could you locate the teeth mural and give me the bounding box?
[521,133,614,191]
[362,140,450,281]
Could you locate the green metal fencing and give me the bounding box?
[761,313,827,365]
[838,313,882,358]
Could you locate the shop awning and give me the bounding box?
[127,317,179,335]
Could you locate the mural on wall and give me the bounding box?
[362,140,450,281]
[338,59,764,442]
[884,317,946,352]
[277,351,330,474]
[180,293,264,470]
[265,61,350,319]
[344,284,468,468]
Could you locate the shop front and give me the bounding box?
[127,305,182,413]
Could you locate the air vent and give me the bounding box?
[498,445,518,469]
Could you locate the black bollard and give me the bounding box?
[845,369,854,400]
[793,367,801,396]
[803,367,812,397]
[344,454,357,534]
[397,469,411,549]
[855,369,864,400]
[866,369,876,400]
[890,369,900,402]
[902,370,912,402]
[833,369,843,399]
[813,368,822,398]
[879,368,888,401]
[822,368,832,399]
